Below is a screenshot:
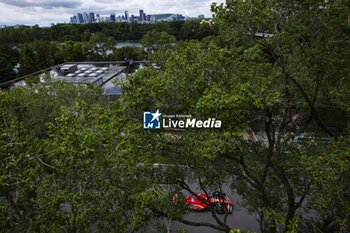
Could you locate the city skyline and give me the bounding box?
[0,0,225,26]
[70,10,199,24]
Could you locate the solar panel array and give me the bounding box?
[66,67,108,78]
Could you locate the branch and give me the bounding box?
[296,183,310,209]
[252,34,334,137]
[176,179,230,231]
[177,218,229,232]
[261,108,275,185]
[36,157,59,171]
[221,152,259,190]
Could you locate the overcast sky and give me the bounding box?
[0,0,225,26]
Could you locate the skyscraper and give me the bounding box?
[83,12,89,23]
[139,10,144,21]
[110,13,116,22]
[70,16,77,24]
[89,12,96,23]
[125,11,129,21]
[77,13,84,24]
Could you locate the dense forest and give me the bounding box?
[0,20,217,83]
[1,0,350,233]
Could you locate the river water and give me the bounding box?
[116,41,142,48]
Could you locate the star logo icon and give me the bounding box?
[150,109,161,123]
[143,110,162,129]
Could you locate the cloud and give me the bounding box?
[0,0,81,9]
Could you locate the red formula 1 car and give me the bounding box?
[173,191,233,214]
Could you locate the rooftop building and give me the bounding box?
[148,14,185,22]
[12,62,129,98]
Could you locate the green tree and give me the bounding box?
[86,32,116,61]
[141,30,176,53]
[300,136,350,232]
[61,41,87,62]
[0,83,157,232]
[0,53,16,83]
[121,2,350,228]
[179,20,217,40]
[113,46,144,61]
[18,40,58,76]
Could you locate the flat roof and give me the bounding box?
[53,64,126,86]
